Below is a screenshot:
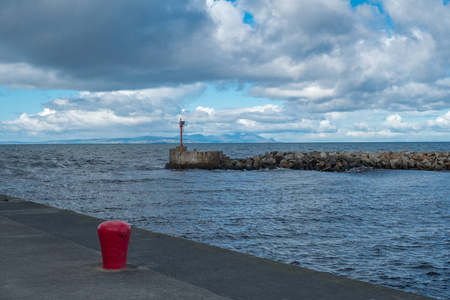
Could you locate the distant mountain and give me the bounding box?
[183,133,276,143]
[0,133,277,144]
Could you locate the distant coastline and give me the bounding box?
[0,133,276,145]
[1,134,450,145]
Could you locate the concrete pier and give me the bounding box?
[166,146,223,169]
[0,195,432,299]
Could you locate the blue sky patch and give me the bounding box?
[243,11,254,26]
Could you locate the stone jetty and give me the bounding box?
[219,150,450,172]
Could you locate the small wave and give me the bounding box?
[85,178,157,184]
[103,207,120,210]
[426,271,441,276]
[345,166,375,173]
[412,263,436,270]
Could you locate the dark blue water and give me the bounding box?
[0,143,449,299]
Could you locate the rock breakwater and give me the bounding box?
[220,150,450,172]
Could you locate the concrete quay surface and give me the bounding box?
[1,196,433,300]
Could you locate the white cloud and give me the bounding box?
[346,130,403,138]
[341,110,450,140]
[50,84,204,113]
[226,104,282,114]
[353,122,370,131]
[5,112,63,134]
[237,118,257,128]
[0,63,71,90]
[436,78,450,87]
[177,101,337,137]
[427,111,450,131]
[4,109,150,134]
[195,106,215,113]
[3,89,449,141]
[1,1,450,142]
[382,113,420,131]
[318,119,336,132]
[1,84,205,138]
[206,0,253,51]
[251,84,336,100]
[37,108,56,117]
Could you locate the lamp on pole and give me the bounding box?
[179,119,187,146]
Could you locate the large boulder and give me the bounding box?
[279,159,293,169]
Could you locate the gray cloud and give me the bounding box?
[1,0,450,142]
[0,0,220,90]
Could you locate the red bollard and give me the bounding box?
[97,220,131,270]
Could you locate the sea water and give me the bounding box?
[0,143,448,299]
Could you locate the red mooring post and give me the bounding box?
[98,220,131,269]
[179,118,184,146]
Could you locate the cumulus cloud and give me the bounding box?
[346,130,403,139]
[4,108,149,137]
[0,63,71,90]
[343,110,450,141]
[1,90,338,140]
[381,111,450,133]
[353,122,370,131]
[5,109,149,134]
[2,84,205,138]
[428,111,450,131]
[383,114,421,131]
[1,0,450,141]
[46,84,205,115]
[179,102,338,137]
[251,84,336,101]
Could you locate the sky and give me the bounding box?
[0,0,449,143]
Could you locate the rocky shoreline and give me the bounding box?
[219,150,450,172]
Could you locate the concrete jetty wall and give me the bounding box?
[166,146,223,169]
[220,150,450,172]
